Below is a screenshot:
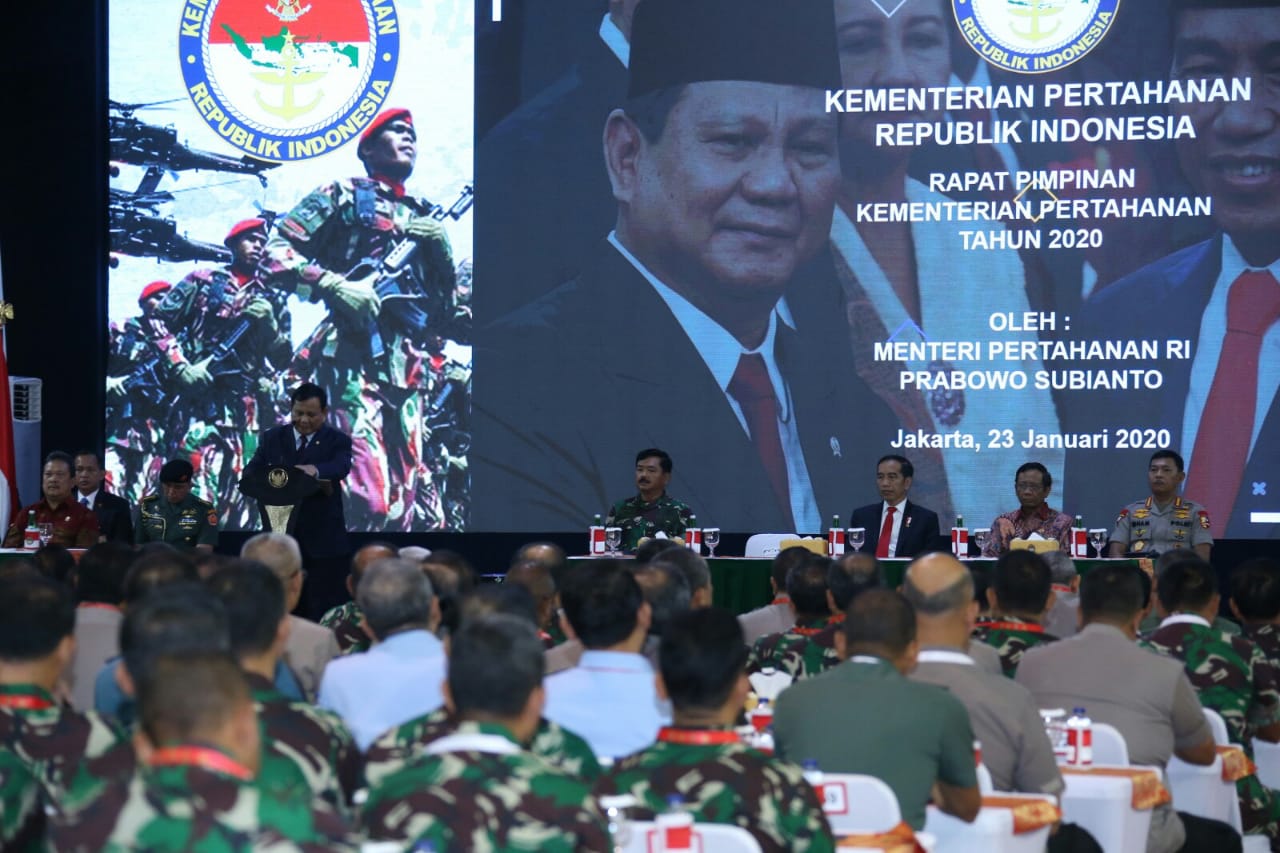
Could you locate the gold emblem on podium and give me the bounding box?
[268,468,289,489]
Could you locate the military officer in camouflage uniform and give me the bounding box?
[51,654,359,852]
[1231,558,1280,672]
[1108,449,1214,560]
[152,218,292,528]
[972,550,1059,678]
[606,449,695,552]
[361,615,611,850]
[747,555,841,680]
[0,576,133,849]
[262,108,463,532]
[602,608,833,853]
[207,562,363,814]
[1142,555,1280,845]
[134,459,219,552]
[319,543,397,655]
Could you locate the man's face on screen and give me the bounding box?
[1172,8,1280,249]
[835,0,951,149]
[362,119,417,181]
[627,81,839,300]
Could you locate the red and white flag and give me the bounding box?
[0,254,19,528]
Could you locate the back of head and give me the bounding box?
[123,550,199,605]
[120,583,230,684]
[1157,555,1218,614]
[34,546,77,586]
[239,532,302,583]
[993,550,1052,615]
[1231,558,1280,622]
[902,555,974,617]
[447,614,545,719]
[0,576,74,662]
[634,537,682,565]
[659,607,747,712]
[138,653,250,747]
[842,589,917,659]
[1080,564,1145,624]
[512,542,568,588]
[421,549,477,594]
[1040,551,1077,588]
[505,559,557,604]
[75,542,135,605]
[458,584,540,629]
[351,542,399,589]
[787,555,833,619]
[654,548,710,597]
[632,561,692,636]
[206,561,287,660]
[358,558,435,638]
[559,559,643,648]
[830,553,882,611]
[771,546,812,591]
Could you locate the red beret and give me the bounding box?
[138,280,171,304]
[360,108,413,146]
[224,218,266,248]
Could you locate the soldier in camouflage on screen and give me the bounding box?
[207,562,362,815]
[361,615,611,850]
[0,575,133,850]
[150,218,291,528]
[972,550,1059,678]
[51,654,358,853]
[262,108,465,532]
[600,608,833,853]
[1142,555,1280,845]
[747,555,842,681]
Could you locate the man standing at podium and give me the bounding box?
[242,383,352,619]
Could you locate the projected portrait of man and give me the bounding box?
[827,0,1064,526]
[472,0,897,533]
[1071,0,1280,538]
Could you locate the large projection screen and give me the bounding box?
[110,0,1280,540]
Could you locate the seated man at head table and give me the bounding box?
[133,459,218,553]
[980,462,1073,557]
[1107,449,1213,561]
[605,448,695,552]
[4,451,100,548]
[848,455,943,559]
[1016,564,1239,853]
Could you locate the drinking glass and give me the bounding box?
[38,523,53,547]
[972,528,991,554]
[846,527,866,552]
[604,527,622,556]
[703,528,721,558]
[1089,528,1108,555]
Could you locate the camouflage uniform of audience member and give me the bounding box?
[364,705,601,788]
[1143,620,1280,843]
[972,618,1058,678]
[360,721,611,850]
[746,617,842,680]
[50,746,360,853]
[246,672,363,813]
[599,728,834,853]
[261,108,462,532]
[0,684,132,849]
[1246,624,1280,668]
[319,601,371,655]
[152,219,292,528]
[606,494,694,552]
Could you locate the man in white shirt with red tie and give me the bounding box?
[848,455,943,559]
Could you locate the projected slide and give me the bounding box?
[106,0,473,532]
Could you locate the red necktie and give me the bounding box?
[876,506,896,558]
[1190,270,1280,535]
[728,353,792,526]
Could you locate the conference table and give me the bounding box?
[575,555,1138,615]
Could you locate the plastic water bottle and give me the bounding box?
[23,516,39,551]
[750,696,773,733]
[655,794,693,851]
[802,758,826,805]
[590,514,605,555]
[1066,707,1093,766]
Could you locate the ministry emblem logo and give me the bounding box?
[952,0,1120,74]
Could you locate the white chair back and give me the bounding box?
[1253,739,1280,790]
[744,533,798,558]
[620,821,762,853]
[747,668,793,701]
[1091,722,1130,765]
[1205,708,1230,745]
[818,773,902,834]
[924,794,1056,853]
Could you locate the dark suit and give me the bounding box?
[242,424,353,616]
[848,501,943,558]
[84,489,133,544]
[1067,234,1279,539]
[472,243,900,533]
